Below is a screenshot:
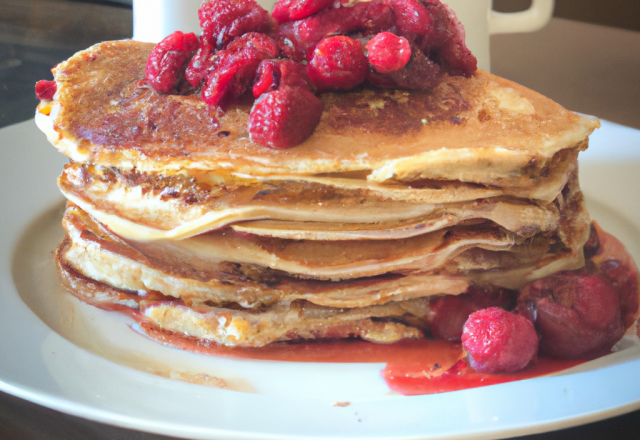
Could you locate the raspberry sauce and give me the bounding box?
[382,357,586,396]
[139,322,587,395]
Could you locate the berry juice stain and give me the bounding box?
[140,322,586,396]
[382,356,585,396]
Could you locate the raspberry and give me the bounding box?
[368,46,441,90]
[202,33,278,108]
[185,40,219,87]
[277,0,393,61]
[362,0,396,34]
[272,0,335,22]
[35,80,57,100]
[387,0,432,37]
[599,259,639,329]
[436,33,478,77]
[416,1,477,77]
[518,272,625,359]
[415,0,451,50]
[226,32,279,56]
[307,36,368,91]
[462,307,539,374]
[248,85,323,149]
[145,31,199,93]
[252,59,313,98]
[199,0,276,49]
[428,286,517,341]
[365,32,411,74]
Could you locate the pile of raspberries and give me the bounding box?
[144,0,477,149]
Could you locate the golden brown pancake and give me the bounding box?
[58,162,566,241]
[38,40,598,186]
[56,253,427,347]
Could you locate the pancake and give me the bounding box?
[58,162,565,241]
[37,40,598,185]
[57,256,428,347]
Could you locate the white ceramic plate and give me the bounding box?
[1,119,640,440]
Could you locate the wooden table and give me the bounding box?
[1,1,640,437]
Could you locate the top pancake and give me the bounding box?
[39,40,599,185]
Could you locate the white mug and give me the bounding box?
[443,0,555,71]
[133,0,203,44]
[133,0,554,72]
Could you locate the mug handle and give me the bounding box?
[489,0,555,34]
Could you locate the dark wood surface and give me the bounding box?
[1,1,640,439]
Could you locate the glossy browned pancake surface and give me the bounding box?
[40,40,599,186]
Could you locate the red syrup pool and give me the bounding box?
[382,356,586,396]
[139,322,587,396]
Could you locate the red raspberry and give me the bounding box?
[145,31,199,94]
[277,0,393,61]
[307,36,368,91]
[436,33,478,77]
[225,32,279,56]
[272,0,334,22]
[368,46,441,90]
[199,0,276,49]
[387,0,432,37]
[365,32,411,74]
[518,272,625,359]
[248,86,323,149]
[599,259,639,329]
[35,80,57,100]
[428,286,517,341]
[185,40,220,87]
[362,0,396,34]
[414,0,450,50]
[202,33,278,108]
[462,307,539,374]
[415,0,477,77]
[252,59,313,98]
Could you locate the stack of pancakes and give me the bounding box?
[37,40,599,348]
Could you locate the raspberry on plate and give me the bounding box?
[429,286,516,341]
[599,259,640,329]
[518,272,625,360]
[462,307,539,374]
